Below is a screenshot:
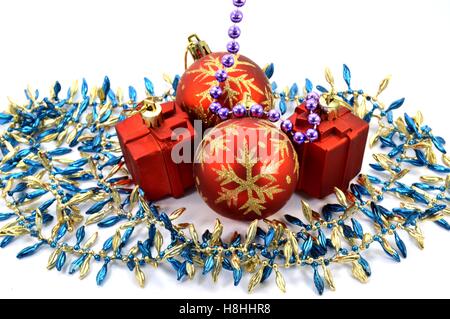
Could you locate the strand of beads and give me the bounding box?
[280,92,321,143]
[208,0,246,118]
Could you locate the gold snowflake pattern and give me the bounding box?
[186,55,272,112]
[213,139,284,216]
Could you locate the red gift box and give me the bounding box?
[288,103,369,198]
[115,101,196,201]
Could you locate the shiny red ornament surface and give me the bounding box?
[176,52,273,127]
[115,101,196,201]
[194,118,298,221]
[288,103,369,198]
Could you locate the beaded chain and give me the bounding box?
[0,63,449,294]
[208,0,322,145]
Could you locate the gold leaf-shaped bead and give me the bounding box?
[331,227,341,251]
[79,255,92,279]
[35,208,43,232]
[85,211,107,226]
[164,243,187,260]
[134,264,146,288]
[274,268,286,293]
[301,200,313,223]
[334,187,348,207]
[212,255,223,283]
[283,241,292,265]
[334,254,360,263]
[129,186,140,211]
[376,75,391,97]
[443,154,450,168]
[186,262,196,279]
[244,219,258,249]
[393,169,409,182]
[231,253,240,270]
[210,218,223,246]
[380,237,396,255]
[324,67,335,87]
[155,230,163,255]
[351,261,368,283]
[169,207,186,221]
[112,229,121,252]
[446,175,450,190]
[288,232,299,260]
[425,148,437,165]
[111,188,121,208]
[189,224,199,247]
[322,263,336,291]
[395,117,408,135]
[414,110,424,127]
[83,232,98,249]
[248,266,264,293]
[47,248,60,270]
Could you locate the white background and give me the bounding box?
[0,0,450,299]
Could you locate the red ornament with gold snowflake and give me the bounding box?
[176,52,273,127]
[193,118,299,221]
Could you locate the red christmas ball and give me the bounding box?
[176,52,274,127]
[193,118,299,221]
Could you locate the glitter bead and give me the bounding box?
[218,107,230,120]
[249,104,264,118]
[281,120,293,133]
[267,109,281,122]
[308,113,321,125]
[293,132,306,144]
[227,41,240,54]
[232,104,246,118]
[209,102,221,114]
[233,0,246,7]
[306,128,319,141]
[230,9,243,23]
[215,69,228,82]
[228,25,241,39]
[210,86,223,99]
[221,54,235,68]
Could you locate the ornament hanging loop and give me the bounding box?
[185,34,211,70]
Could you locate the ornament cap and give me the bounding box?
[139,97,164,128]
[186,34,212,68]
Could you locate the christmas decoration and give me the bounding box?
[0,0,449,297]
[288,103,369,198]
[193,118,298,220]
[116,100,196,201]
[0,66,449,295]
[176,52,273,127]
